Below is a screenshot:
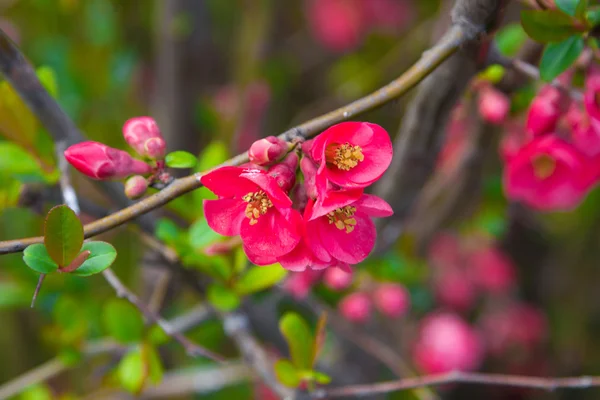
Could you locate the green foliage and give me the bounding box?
[540,35,585,82]
[208,283,241,311]
[165,151,198,169]
[117,343,163,394]
[234,265,287,295]
[274,359,301,387]
[521,10,583,43]
[495,24,528,57]
[70,241,117,276]
[44,205,84,267]
[103,299,145,343]
[0,142,56,183]
[189,218,223,250]
[23,243,59,274]
[555,0,588,17]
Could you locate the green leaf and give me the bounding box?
[586,8,600,26]
[207,284,241,311]
[36,66,59,98]
[196,140,229,172]
[70,241,117,276]
[19,384,54,400]
[540,36,585,82]
[576,0,589,19]
[234,265,287,295]
[521,10,582,42]
[0,281,30,309]
[165,151,197,169]
[44,205,84,267]
[189,218,223,250]
[103,298,145,343]
[0,142,54,182]
[155,218,182,245]
[311,313,327,366]
[556,0,580,16]
[144,343,164,384]
[23,243,59,274]
[279,312,313,370]
[118,347,146,394]
[312,371,332,384]
[495,24,528,57]
[274,359,301,388]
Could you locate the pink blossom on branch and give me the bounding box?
[64,141,152,180]
[122,116,167,160]
[525,85,570,137]
[248,136,289,166]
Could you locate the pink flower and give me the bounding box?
[428,232,462,269]
[122,117,167,159]
[124,175,149,199]
[503,135,595,211]
[305,0,365,52]
[304,193,393,265]
[478,86,510,125]
[64,141,152,180]
[201,166,302,264]
[499,124,528,162]
[373,283,410,318]
[584,67,600,123]
[248,136,289,166]
[413,312,484,374]
[339,292,371,323]
[434,270,476,312]
[308,122,392,194]
[323,267,353,291]
[526,86,570,137]
[363,0,414,33]
[283,269,323,299]
[468,247,516,294]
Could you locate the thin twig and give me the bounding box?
[101,268,225,362]
[310,371,600,398]
[507,58,584,101]
[0,23,466,255]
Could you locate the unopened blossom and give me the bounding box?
[526,85,570,137]
[468,247,516,294]
[307,121,392,195]
[323,267,353,291]
[64,141,152,180]
[122,116,166,159]
[201,166,302,264]
[478,86,510,125]
[305,0,365,52]
[284,269,323,299]
[373,283,410,318]
[124,175,149,199]
[503,135,595,211]
[339,292,372,323]
[248,136,289,166]
[413,312,484,374]
[434,269,477,311]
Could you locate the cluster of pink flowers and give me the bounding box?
[305,0,414,52]
[503,68,600,211]
[63,117,168,199]
[201,121,394,271]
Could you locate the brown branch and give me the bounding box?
[0,23,468,255]
[310,371,600,398]
[101,268,225,362]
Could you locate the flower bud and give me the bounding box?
[122,116,167,159]
[339,292,371,323]
[124,175,149,199]
[64,141,152,180]
[248,136,289,166]
[268,152,298,191]
[373,283,410,318]
[323,267,353,291]
[526,85,570,136]
[478,86,510,125]
[300,156,319,199]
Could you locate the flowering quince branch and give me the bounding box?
[0,22,470,255]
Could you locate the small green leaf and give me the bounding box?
[521,10,582,42]
[274,359,301,388]
[207,284,241,311]
[556,0,580,16]
[103,298,145,343]
[23,243,59,274]
[155,218,182,245]
[118,347,146,394]
[44,205,84,267]
[196,140,229,172]
[0,281,30,309]
[576,0,589,19]
[234,265,287,295]
[279,312,313,370]
[19,384,53,400]
[311,313,327,366]
[165,151,197,169]
[144,343,163,384]
[189,218,223,250]
[36,66,59,98]
[586,8,600,26]
[312,371,332,384]
[540,36,585,82]
[70,241,117,276]
[0,142,52,182]
[495,24,528,57]
[147,324,170,345]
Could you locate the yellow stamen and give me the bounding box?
[325,142,365,171]
[327,206,358,233]
[242,190,273,225]
[532,154,556,180]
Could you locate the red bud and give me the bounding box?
[248,136,288,165]
[123,116,167,159]
[268,152,298,191]
[124,175,149,199]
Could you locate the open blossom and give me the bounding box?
[307,122,392,195]
[201,166,302,264]
[503,135,595,211]
[64,141,152,180]
[526,85,570,137]
[122,117,166,159]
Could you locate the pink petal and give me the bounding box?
[309,188,364,220]
[241,209,302,258]
[240,169,293,208]
[203,198,247,236]
[353,194,394,217]
[243,244,278,265]
[201,167,259,198]
[317,211,376,264]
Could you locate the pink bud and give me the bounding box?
[248,136,289,166]
[339,292,371,323]
[64,141,152,180]
[373,283,410,318]
[526,86,570,136]
[468,247,516,294]
[478,86,510,125]
[434,270,476,311]
[122,116,167,159]
[323,267,353,291]
[300,155,319,199]
[306,0,365,52]
[124,175,149,199]
[284,270,322,300]
[267,152,298,191]
[413,312,484,374]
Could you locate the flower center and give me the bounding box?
[325,142,365,171]
[532,154,556,180]
[327,206,357,233]
[242,190,273,225]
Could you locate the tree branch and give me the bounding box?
[0,22,469,255]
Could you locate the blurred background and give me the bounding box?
[1,0,599,399]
